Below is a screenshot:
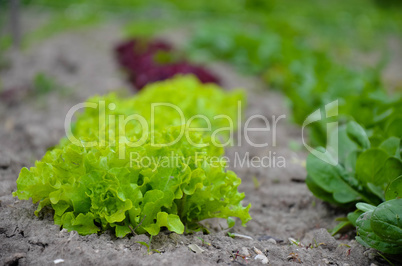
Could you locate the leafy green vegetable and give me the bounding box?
[307,116,402,253]
[13,75,251,236]
[356,199,402,254]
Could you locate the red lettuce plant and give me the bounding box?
[115,39,219,89]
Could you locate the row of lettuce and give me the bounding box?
[182,6,402,255]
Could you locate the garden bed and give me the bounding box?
[0,16,391,265]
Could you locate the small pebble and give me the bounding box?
[253,247,263,255]
[231,233,253,240]
[267,238,277,245]
[188,244,204,254]
[254,254,269,264]
[54,259,64,264]
[363,250,376,260]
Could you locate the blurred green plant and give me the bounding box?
[182,0,401,147]
[32,72,70,96]
[33,72,56,94]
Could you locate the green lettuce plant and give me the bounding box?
[13,75,251,237]
[306,103,402,254]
